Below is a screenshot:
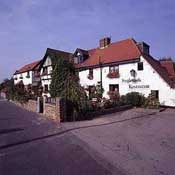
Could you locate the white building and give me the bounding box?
[39,48,72,97]
[74,37,175,107]
[13,60,41,90]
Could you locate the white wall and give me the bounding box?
[13,71,33,86]
[79,56,175,107]
[40,56,52,97]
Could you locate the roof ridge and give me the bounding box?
[47,48,72,54]
[14,60,41,75]
[85,38,141,53]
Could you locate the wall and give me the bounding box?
[40,56,52,97]
[43,97,61,121]
[44,103,57,120]
[13,100,37,113]
[79,56,175,107]
[14,71,33,85]
[13,98,61,122]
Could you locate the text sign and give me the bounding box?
[129,85,150,89]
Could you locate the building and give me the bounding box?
[12,37,175,107]
[160,58,175,82]
[13,60,41,90]
[74,37,175,107]
[39,48,72,97]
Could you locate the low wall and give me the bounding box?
[13,98,60,122]
[44,103,57,120]
[13,100,37,113]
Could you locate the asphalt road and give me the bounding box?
[0,100,121,175]
[66,108,175,175]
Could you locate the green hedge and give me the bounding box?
[120,92,146,107]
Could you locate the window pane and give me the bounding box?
[138,62,143,70]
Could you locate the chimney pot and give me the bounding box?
[100,37,111,48]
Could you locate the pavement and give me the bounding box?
[0,100,175,175]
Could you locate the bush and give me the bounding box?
[107,91,120,102]
[120,92,146,107]
[144,93,160,109]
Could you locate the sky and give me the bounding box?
[0,0,175,82]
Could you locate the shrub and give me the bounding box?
[144,93,160,109]
[120,92,146,107]
[107,91,120,102]
[103,100,113,109]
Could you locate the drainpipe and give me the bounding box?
[99,57,103,98]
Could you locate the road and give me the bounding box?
[0,100,121,175]
[64,108,175,175]
[1,100,175,175]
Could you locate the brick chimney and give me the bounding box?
[99,37,111,48]
[137,42,150,55]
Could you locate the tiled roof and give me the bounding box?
[14,60,41,75]
[39,48,73,68]
[46,48,72,60]
[142,54,175,88]
[159,59,175,81]
[75,38,175,88]
[76,38,141,68]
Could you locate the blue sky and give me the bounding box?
[0,0,175,82]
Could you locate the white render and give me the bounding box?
[13,71,33,86]
[79,55,175,107]
[40,56,53,97]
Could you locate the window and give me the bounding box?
[109,84,119,92]
[89,68,93,75]
[43,67,48,75]
[44,85,49,92]
[138,62,143,71]
[19,74,23,79]
[78,55,83,63]
[26,71,30,78]
[151,90,159,99]
[109,66,119,73]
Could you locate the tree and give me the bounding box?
[50,57,88,120]
[1,78,30,103]
[50,57,74,98]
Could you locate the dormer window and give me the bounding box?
[77,53,83,63]
[73,49,89,64]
